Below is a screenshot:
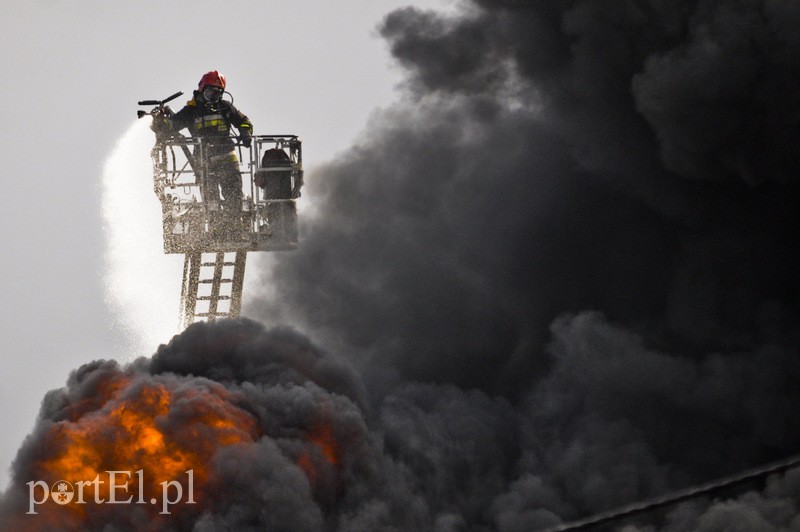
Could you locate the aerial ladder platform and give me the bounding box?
[138,92,303,329]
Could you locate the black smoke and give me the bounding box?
[2,315,799,530]
[0,321,391,531]
[246,0,800,529]
[255,1,800,390]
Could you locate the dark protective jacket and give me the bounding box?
[165,92,253,158]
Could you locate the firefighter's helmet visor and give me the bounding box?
[202,86,223,103]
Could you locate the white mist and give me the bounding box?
[101,120,183,357]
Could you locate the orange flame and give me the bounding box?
[297,421,341,491]
[26,372,260,527]
[8,368,355,530]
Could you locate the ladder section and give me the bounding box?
[179,251,247,329]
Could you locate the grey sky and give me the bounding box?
[0,0,452,490]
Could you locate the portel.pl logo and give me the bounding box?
[27,470,196,515]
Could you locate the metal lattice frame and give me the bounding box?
[179,251,247,329]
[148,134,300,329]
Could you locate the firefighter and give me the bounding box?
[153,70,253,236]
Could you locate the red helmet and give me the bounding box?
[198,70,226,91]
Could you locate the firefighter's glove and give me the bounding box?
[240,133,252,148]
[150,116,169,134]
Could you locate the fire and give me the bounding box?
[5,353,360,530]
[308,423,340,466]
[26,370,260,526]
[297,421,341,491]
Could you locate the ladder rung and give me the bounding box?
[181,251,247,328]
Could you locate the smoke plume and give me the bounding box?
[247,0,800,528]
[4,1,800,530]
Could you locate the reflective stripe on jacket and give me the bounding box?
[167,93,253,157]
